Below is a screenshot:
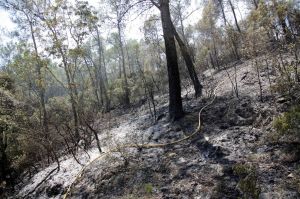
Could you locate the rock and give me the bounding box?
[276,97,290,104]
[152,131,161,141]
[177,157,186,164]
[287,173,294,178]
[168,153,177,158]
[203,69,216,78]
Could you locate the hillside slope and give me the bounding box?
[14,56,300,199]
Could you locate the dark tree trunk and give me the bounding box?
[0,132,9,184]
[159,0,184,121]
[212,35,220,69]
[280,19,292,43]
[85,123,102,153]
[218,0,228,26]
[209,52,216,69]
[228,0,241,33]
[171,24,203,97]
[253,0,259,9]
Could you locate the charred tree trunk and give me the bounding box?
[209,52,216,69]
[159,0,184,121]
[0,131,9,185]
[85,123,102,153]
[171,23,203,98]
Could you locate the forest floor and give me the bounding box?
[14,55,300,199]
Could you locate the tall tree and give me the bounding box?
[151,0,184,120]
[108,0,130,106]
[40,0,82,142]
[3,0,49,138]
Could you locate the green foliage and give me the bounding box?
[108,78,127,105]
[0,74,28,188]
[47,96,72,124]
[0,73,14,91]
[144,183,153,195]
[233,164,261,199]
[248,2,272,29]
[273,105,300,137]
[272,60,300,96]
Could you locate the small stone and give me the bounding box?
[276,97,289,104]
[177,157,186,164]
[287,173,294,178]
[168,153,177,158]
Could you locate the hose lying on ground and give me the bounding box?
[63,83,220,199]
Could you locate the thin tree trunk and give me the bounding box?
[84,58,101,109]
[218,0,228,26]
[209,52,216,69]
[255,59,263,102]
[62,58,80,143]
[212,35,220,69]
[85,122,102,153]
[117,22,130,106]
[137,55,157,120]
[96,27,109,111]
[28,19,49,139]
[253,0,259,9]
[264,57,273,96]
[228,0,241,33]
[171,23,203,97]
[45,22,81,143]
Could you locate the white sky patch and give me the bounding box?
[124,0,204,40]
[0,8,17,44]
[0,9,16,31]
[0,0,248,46]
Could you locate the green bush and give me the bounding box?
[144,183,153,195]
[273,105,300,138]
[233,164,261,199]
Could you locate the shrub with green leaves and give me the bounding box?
[233,164,261,199]
[273,105,300,138]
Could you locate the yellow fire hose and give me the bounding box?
[63,83,220,199]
